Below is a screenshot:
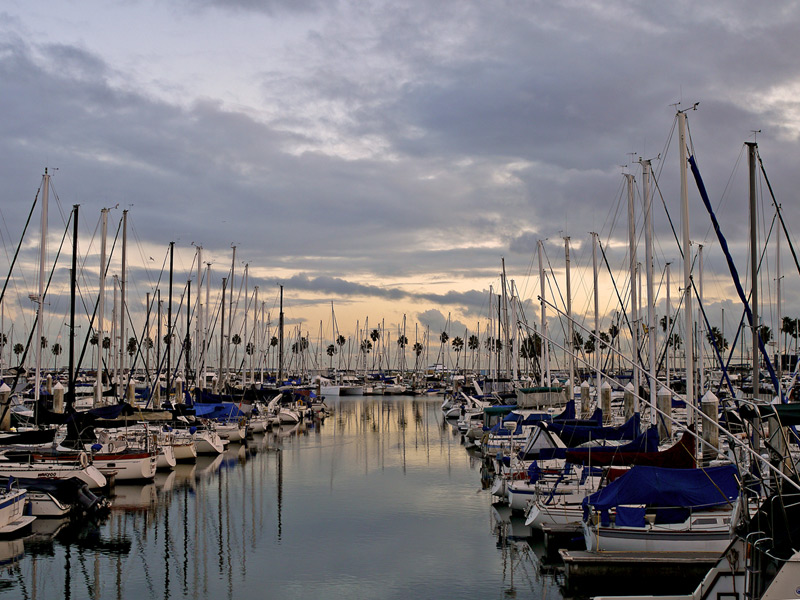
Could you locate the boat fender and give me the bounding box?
[79,451,89,469]
[239,417,247,428]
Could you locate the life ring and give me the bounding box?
[79,451,89,469]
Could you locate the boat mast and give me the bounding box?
[119,209,127,399]
[777,206,782,382]
[278,284,284,385]
[227,246,236,386]
[243,263,249,385]
[34,169,49,409]
[626,173,639,414]
[747,141,759,400]
[538,240,550,386]
[219,277,227,392]
[666,262,671,388]
[591,231,601,396]
[67,204,79,408]
[642,159,657,428]
[564,236,574,401]
[204,262,211,386]
[253,284,259,386]
[679,109,694,425]
[95,207,108,407]
[195,246,202,388]
[698,244,705,396]
[166,241,174,401]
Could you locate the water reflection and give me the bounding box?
[0,395,563,600]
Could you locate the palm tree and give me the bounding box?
[706,326,728,352]
[269,335,278,374]
[127,337,138,358]
[781,317,797,361]
[519,335,540,376]
[397,334,408,371]
[326,343,336,369]
[231,333,241,371]
[369,329,381,369]
[13,343,24,366]
[40,336,48,351]
[608,323,620,372]
[451,336,464,371]
[412,342,423,371]
[468,334,479,368]
[51,342,62,370]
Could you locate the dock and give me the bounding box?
[559,549,720,596]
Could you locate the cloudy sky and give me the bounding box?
[2,1,800,366]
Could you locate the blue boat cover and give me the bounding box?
[583,464,739,514]
[549,413,640,447]
[193,402,245,421]
[538,427,658,461]
[553,400,575,421]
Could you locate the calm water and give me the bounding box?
[0,396,565,600]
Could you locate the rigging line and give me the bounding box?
[689,275,736,397]
[651,168,684,262]
[759,151,800,280]
[597,237,647,373]
[0,185,40,309]
[72,216,125,386]
[2,207,72,418]
[47,179,70,231]
[689,155,783,402]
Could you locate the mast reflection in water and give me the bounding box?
[0,396,563,599]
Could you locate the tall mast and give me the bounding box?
[747,141,759,400]
[67,204,79,407]
[501,258,511,378]
[166,241,174,399]
[591,232,601,394]
[253,285,259,386]
[95,207,108,407]
[626,172,639,413]
[145,292,151,389]
[227,246,236,385]
[219,277,227,389]
[538,240,550,386]
[679,109,694,424]
[698,244,705,396]
[119,209,127,398]
[243,263,249,385]
[195,246,202,388]
[34,169,49,408]
[204,262,211,384]
[666,262,671,388]
[777,206,782,382]
[278,285,284,385]
[564,236,574,399]
[642,159,657,427]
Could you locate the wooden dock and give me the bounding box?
[559,549,720,596]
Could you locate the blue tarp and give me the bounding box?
[583,464,740,514]
[193,402,245,421]
[538,427,658,461]
[549,413,641,447]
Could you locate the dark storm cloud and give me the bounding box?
[276,273,489,316]
[4,0,800,340]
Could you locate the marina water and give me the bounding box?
[0,396,565,600]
